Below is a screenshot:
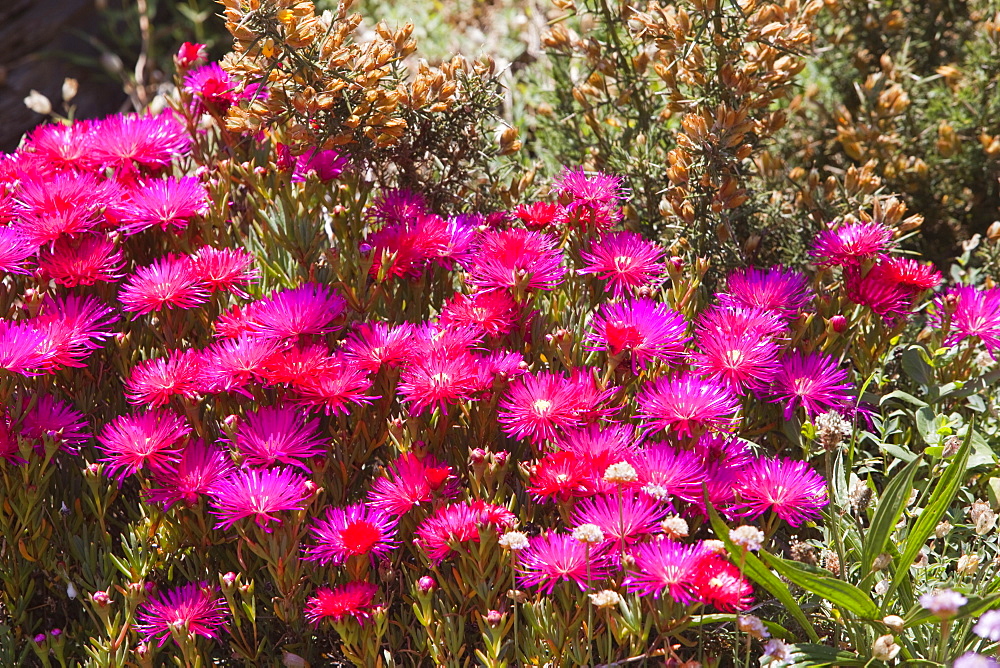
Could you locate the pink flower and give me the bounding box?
[0,226,37,274]
[306,504,398,565]
[364,214,454,280]
[20,121,100,172]
[183,63,237,111]
[440,291,520,338]
[292,148,349,183]
[587,299,689,371]
[513,202,565,231]
[15,172,119,245]
[527,451,596,502]
[553,167,624,231]
[635,374,740,438]
[767,352,852,420]
[632,443,709,505]
[31,294,117,370]
[415,502,515,562]
[21,396,88,454]
[119,255,209,317]
[90,112,190,174]
[305,582,378,625]
[696,304,786,341]
[228,406,326,469]
[498,372,588,444]
[289,361,375,415]
[200,335,281,395]
[517,532,611,594]
[367,453,457,516]
[735,457,828,527]
[397,352,482,415]
[145,440,233,509]
[843,262,915,320]
[578,231,666,298]
[466,228,565,294]
[135,583,228,647]
[174,42,207,69]
[811,222,893,267]
[342,322,415,373]
[0,322,53,376]
[119,177,210,235]
[624,540,711,603]
[572,493,668,545]
[720,266,813,318]
[244,283,346,341]
[208,467,311,530]
[692,329,781,394]
[38,235,124,287]
[125,350,204,406]
[260,343,338,386]
[691,556,753,611]
[97,410,190,482]
[935,286,1000,354]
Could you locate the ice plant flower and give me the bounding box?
[292,148,349,182]
[767,351,853,420]
[125,350,204,406]
[91,112,191,173]
[936,286,1000,354]
[119,255,210,317]
[306,504,399,565]
[208,467,311,531]
[15,171,118,245]
[368,452,457,516]
[342,322,415,373]
[200,335,282,395]
[517,532,611,594]
[243,283,346,340]
[635,374,740,437]
[498,371,588,444]
[587,299,689,371]
[527,451,596,502]
[0,226,37,274]
[190,246,258,298]
[31,294,118,370]
[553,167,623,230]
[397,352,482,415]
[696,304,787,341]
[720,266,813,318]
[440,291,520,337]
[119,176,210,234]
[811,221,893,267]
[97,410,190,482]
[735,457,828,526]
[134,583,227,648]
[228,406,326,469]
[305,582,378,625]
[579,231,665,298]
[633,443,709,505]
[38,235,124,287]
[290,361,375,415]
[624,540,711,603]
[692,558,753,611]
[0,322,54,376]
[21,396,88,454]
[466,228,565,294]
[572,493,668,545]
[145,440,234,510]
[415,501,515,562]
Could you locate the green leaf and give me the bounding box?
[880,390,928,408]
[901,346,933,386]
[861,454,922,577]
[883,418,974,607]
[705,501,820,642]
[785,643,868,667]
[758,552,879,619]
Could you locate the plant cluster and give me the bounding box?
[2,0,1000,667]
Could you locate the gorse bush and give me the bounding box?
[2,0,1000,667]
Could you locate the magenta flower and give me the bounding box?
[527,451,597,502]
[572,493,668,545]
[811,222,893,267]
[306,504,399,565]
[513,201,566,230]
[0,322,54,376]
[398,352,482,415]
[936,286,1000,354]
[578,231,666,298]
[145,440,234,510]
[125,350,204,406]
[466,228,565,294]
[38,235,124,287]
[553,167,624,230]
[191,247,258,298]
[228,406,326,469]
[31,294,117,370]
[91,112,190,173]
[696,304,786,341]
[21,396,88,454]
[183,63,237,110]
[15,172,119,245]
[290,361,375,415]
[843,263,915,320]
[498,371,587,444]
[305,582,378,625]
[244,283,346,340]
[692,556,753,611]
[559,424,639,493]
[292,148,349,183]
[368,453,457,516]
[260,343,338,386]
[735,457,828,526]
[200,335,281,395]
[342,322,415,373]
[119,255,210,317]
[624,540,710,603]
[720,266,813,318]
[369,189,427,226]
[517,532,611,594]
[587,298,689,371]
[364,214,454,279]
[767,351,853,420]
[21,121,100,172]
[633,443,710,504]
[635,374,740,438]
[119,177,210,235]
[440,291,520,337]
[692,330,781,393]
[0,226,37,275]
[415,502,515,562]
[208,467,311,531]
[134,583,228,647]
[97,410,190,482]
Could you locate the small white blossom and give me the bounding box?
[660,515,689,539]
[604,461,638,484]
[588,590,622,608]
[572,523,605,544]
[730,525,765,551]
[760,639,790,666]
[737,615,770,640]
[498,531,530,551]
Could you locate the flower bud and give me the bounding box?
[872,634,901,661]
[417,576,436,593]
[91,590,111,607]
[486,609,503,627]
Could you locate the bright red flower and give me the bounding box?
[368,453,458,516]
[527,451,596,502]
[305,582,378,625]
[125,350,204,406]
[38,235,124,287]
[306,504,398,565]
